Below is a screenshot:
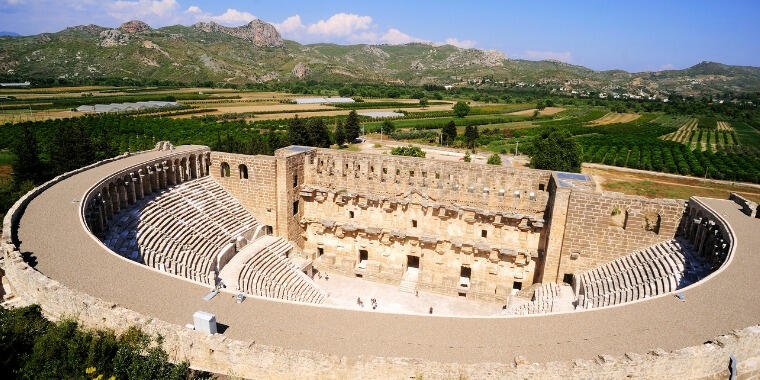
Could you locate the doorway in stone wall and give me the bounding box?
[407,255,419,269]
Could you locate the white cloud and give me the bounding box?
[307,13,372,37]
[208,8,255,25]
[380,28,426,44]
[659,63,675,70]
[444,38,476,49]
[274,15,306,35]
[524,50,572,62]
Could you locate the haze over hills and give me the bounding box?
[1,19,759,96]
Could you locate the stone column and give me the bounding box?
[126,177,136,205]
[150,166,159,191]
[167,163,176,186]
[101,189,113,220]
[134,174,144,200]
[118,182,128,209]
[157,165,166,189]
[111,185,121,214]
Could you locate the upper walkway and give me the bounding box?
[13,147,760,364]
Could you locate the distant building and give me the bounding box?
[76,101,180,113]
[0,81,30,87]
[293,97,355,104]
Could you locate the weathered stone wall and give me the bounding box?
[305,149,552,213]
[275,148,309,247]
[538,177,571,282]
[554,191,685,281]
[300,188,542,301]
[209,152,278,231]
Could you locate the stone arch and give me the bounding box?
[220,162,231,178]
[239,164,249,180]
[643,212,661,234]
[609,207,629,229]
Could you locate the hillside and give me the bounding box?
[1,19,759,96]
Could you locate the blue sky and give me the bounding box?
[1,0,759,72]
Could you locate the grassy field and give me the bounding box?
[585,167,760,202]
[0,150,15,166]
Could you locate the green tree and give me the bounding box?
[536,99,547,110]
[464,125,479,148]
[338,86,354,97]
[487,153,502,165]
[334,120,347,146]
[306,118,331,148]
[287,115,309,146]
[344,110,361,142]
[530,126,582,172]
[463,151,471,162]
[419,97,429,107]
[453,101,470,117]
[442,120,457,145]
[390,145,426,157]
[11,124,43,183]
[381,120,395,135]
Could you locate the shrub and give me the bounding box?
[487,153,502,165]
[390,145,426,157]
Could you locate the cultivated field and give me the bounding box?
[717,121,734,131]
[508,106,566,116]
[588,112,641,125]
[661,117,741,152]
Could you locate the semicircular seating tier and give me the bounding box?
[505,232,724,315]
[101,176,325,304]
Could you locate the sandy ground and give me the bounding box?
[589,112,641,125]
[317,271,504,316]
[509,106,565,116]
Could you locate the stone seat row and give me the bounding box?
[101,176,261,286]
[237,237,326,304]
[575,239,711,309]
[504,282,559,315]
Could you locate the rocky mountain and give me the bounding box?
[192,20,283,47]
[1,19,759,95]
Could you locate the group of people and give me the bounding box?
[356,297,379,310]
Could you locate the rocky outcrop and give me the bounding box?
[98,29,129,47]
[64,24,108,35]
[118,20,151,34]
[481,50,507,67]
[193,20,284,48]
[292,62,309,79]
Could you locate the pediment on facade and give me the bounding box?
[397,187,435,203]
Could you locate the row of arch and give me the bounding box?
[220,162,250,180]
[84,149,211,234]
